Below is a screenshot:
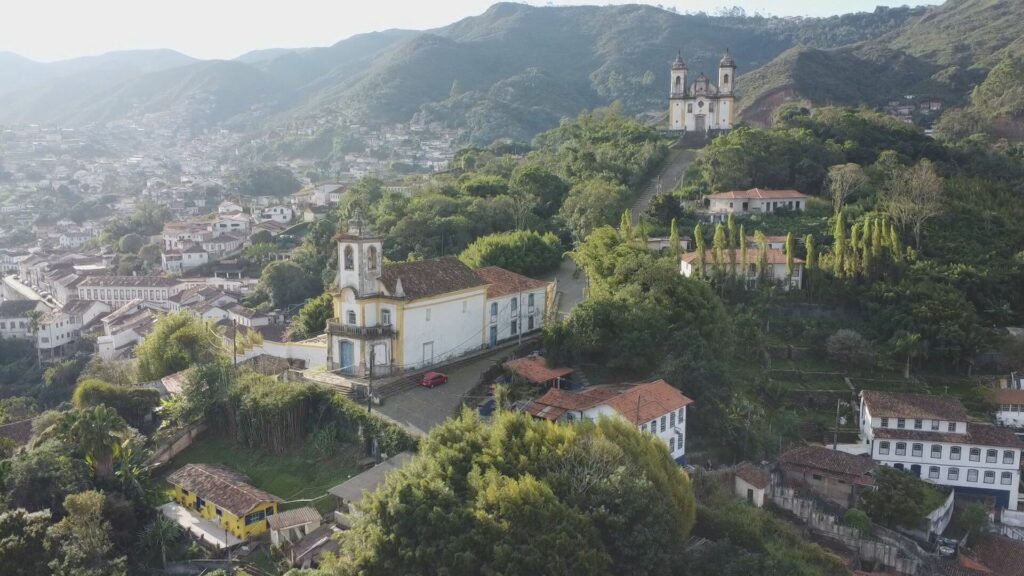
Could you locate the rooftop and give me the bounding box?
[379,256,487,301]
[328,452,414,504]
[474,266,550,299]
[166,463,280,517]
[267,506,321,532]
[778,446,876,485]
[503,356,574,385]
[735,462,770,489]
[705,188,809,200]
[528,379,694,426]
[862,390,969,421]
[874,422,1024,449]
[79,276,182,288]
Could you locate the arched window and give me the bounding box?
[723,74,729,84]
[347,310,356,325]
[344,246,354,271]
[367,245,378,271]
[674,76,681,89]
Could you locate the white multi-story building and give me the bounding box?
[78,276,185,308]
[680,248,804,290]
[259,206,293,224]
[993,372,1024,428]
[0,300,50,339]
[859,390,1024,510]
[473,267,550,347]
[704,188,810,221]
[35,299,110,361]
[525,379,693,464]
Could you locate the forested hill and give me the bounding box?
[737,0,1024,127]
[0,2,924,140]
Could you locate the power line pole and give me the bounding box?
[833,398,841,450]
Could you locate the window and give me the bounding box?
[660,416,666,432]
[528,293,535,307]
[670,412,676,427]
[951,446,961,460]
[912,443,923,457]
[266,507,274,516]
[490,303,498,317]
[881,418,889,427]
[987,449,998,463]
[984,471,995,484]
[1003,472,1014,485]
[650,419,658,430]
[678,408,685,420]
[347,311,356,325]
[510,298,517,312]
[895,442,906,456]
[367,246,378,270]
[723,73,730,84]
[968,469,979,482]
[929,466,940,480]
[931,420,940,431]
[528,316,534,331]
[640,423,645,432]
[897,418,906,429]
[914,420,922,430]
[879,441,890,455]
[216,508,223,517]
[812,474,823,481]
[948,422,956,432]
[670,437,676,451]
[970,448,980,462]
[931,445,942,459]
[381,309,391,326]
[343,246,354,270]
[511,320,518,335]
[1005,450,1015,465]
[687,103,693,113]
[948,468,959,481]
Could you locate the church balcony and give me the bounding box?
[327,320,396,340]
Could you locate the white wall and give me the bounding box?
[735,476,765,507]
[485,288,547,345]
[401,290,486,369]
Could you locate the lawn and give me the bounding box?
[162,433,363,512]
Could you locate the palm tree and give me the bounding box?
[141,515,181,569]
[26,309,44,367]
[890,331,924,379]
[49,406,128,480]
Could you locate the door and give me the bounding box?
[489,325,498,346]
[695,115,705,132]
[746,489,754,504]
[910,464,922,478]
[423,342,434,366]
[338,340,354,375]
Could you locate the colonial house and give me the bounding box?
[704,188,810,222]
[260,205,294,224]
[217,200,244,214]
[778,445,876,508]
[35,299,110,360]
[77,276,186,308]
[524,379,693,464]
[167,463,280,540]
[679,248,803,290]
[859,390,1024,510]
[0,300,50,340]
[992,372,1024,428]
[746,235,788,251]
[161,244,209,273]
[327,215,551,376]
[96,299,161,360]
[212,212,252,237]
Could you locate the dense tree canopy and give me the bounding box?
[459,230,563,276]
[135,313,227,381]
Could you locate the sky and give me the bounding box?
[1,0,942,62]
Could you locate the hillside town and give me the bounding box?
[0,2,1023,575]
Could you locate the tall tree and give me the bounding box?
[739,224,748,274]
[881,159,945,249]
[784,232,794,280]
[804,234,816,270]
[47,407,128,481]
[826,163,868,215]
[668,218,681,259]
[45,491,126,576]
[693,223,706,278]
[832,211,846,277]
[712,224,727,278]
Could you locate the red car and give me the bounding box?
[420,371,448,388]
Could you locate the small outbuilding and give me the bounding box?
[733,462,769,507]
[268,506,322,547]
[503,356,574,387]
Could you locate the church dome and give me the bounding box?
[672,53,687,70]
[720,49,736,67]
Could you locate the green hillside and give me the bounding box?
[737,0,1024,126]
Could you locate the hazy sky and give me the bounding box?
[3,0,941,62]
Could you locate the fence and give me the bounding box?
[149,422,207,466]
[768,484,931,575]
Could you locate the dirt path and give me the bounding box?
[631,148,695,224]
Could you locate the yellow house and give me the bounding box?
[167,463,280,540]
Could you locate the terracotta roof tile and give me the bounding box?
[862,391,969,421]
[504,356,574,385]
[990,388,1024,405]
[602,380,694,425]
[779,446,876,485]
[267,506,321,531]
[974,535,1024,576]
[706,188,810,200]
[473,266,550,298]
[735,462,770,489]
[379,257,487,300]
[167,463,279,517]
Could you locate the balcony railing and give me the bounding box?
[327,320,396,340]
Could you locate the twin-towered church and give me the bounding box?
[668,50,736,133]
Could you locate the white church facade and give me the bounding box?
[669,50,736,133]
[327,213,552,377]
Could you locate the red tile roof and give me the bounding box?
[167,464,279,517]
[778,446,876,485]
[974,535,1024,576]
[706,188,809,200]
[526,380,693,425]
[380,256,487,301]
[680,248,803,266]
[735,462,770,489]
[504,356,574,385]
[473,266,550,298]
[990,388,1024,405]
[862,390,969,421]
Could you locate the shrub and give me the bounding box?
[826,329,874,366]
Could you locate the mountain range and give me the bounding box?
[0,0,1020,144]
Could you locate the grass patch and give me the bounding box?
[163,433,363,508]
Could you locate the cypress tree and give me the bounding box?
[833,211,846,277]
[754,230,768,281]
[785,232,795,279]
[805,234,816,270]
[740,224,748,272]
[669,218,681,258]
[694,223,705,277]
[619,209,633,242]
[871,217,884,258]
[889,223,903,262]
[713,224,727,278]
[727,214,737,249]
